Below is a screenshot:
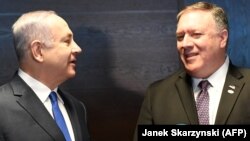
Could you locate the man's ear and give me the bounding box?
[30,40,44,62]
[219,29,228,49]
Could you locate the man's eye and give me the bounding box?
[192,33,202,38]
[176,35,184,41]
[64,40,70,45]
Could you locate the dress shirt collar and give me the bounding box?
[18,68,64,104]
[192,56,229,91]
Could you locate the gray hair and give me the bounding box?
[12,10,57,61]
[177,2,228,32]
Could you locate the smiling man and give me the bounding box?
[134,2,250,140]
[0,11,89,141]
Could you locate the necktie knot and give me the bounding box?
[49,91,58,103]
[198,80,210,90]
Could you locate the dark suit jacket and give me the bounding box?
[0,74,90,141]
[134,64,250,140]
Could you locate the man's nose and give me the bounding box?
[71,40,82,54]
[182,35,194,47]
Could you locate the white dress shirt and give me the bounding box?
[18,69,75,141]
[192,56,229,124]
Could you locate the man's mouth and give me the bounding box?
[185,52,198,58]
[70,59,77,65]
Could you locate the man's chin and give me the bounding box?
[67,71,76,78]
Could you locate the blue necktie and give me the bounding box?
[49,91,71,141]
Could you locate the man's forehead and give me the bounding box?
[177,11,214,28]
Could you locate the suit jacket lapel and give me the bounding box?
[11,75,65,141]
[175,71,199,124]
[215,65,245,124]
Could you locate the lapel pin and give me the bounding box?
[229,85,236,89]
[227,89,234,94]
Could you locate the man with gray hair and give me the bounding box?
[134,1,250,140]
[0,10,90,141]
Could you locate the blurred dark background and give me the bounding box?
[0,0,249,141]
